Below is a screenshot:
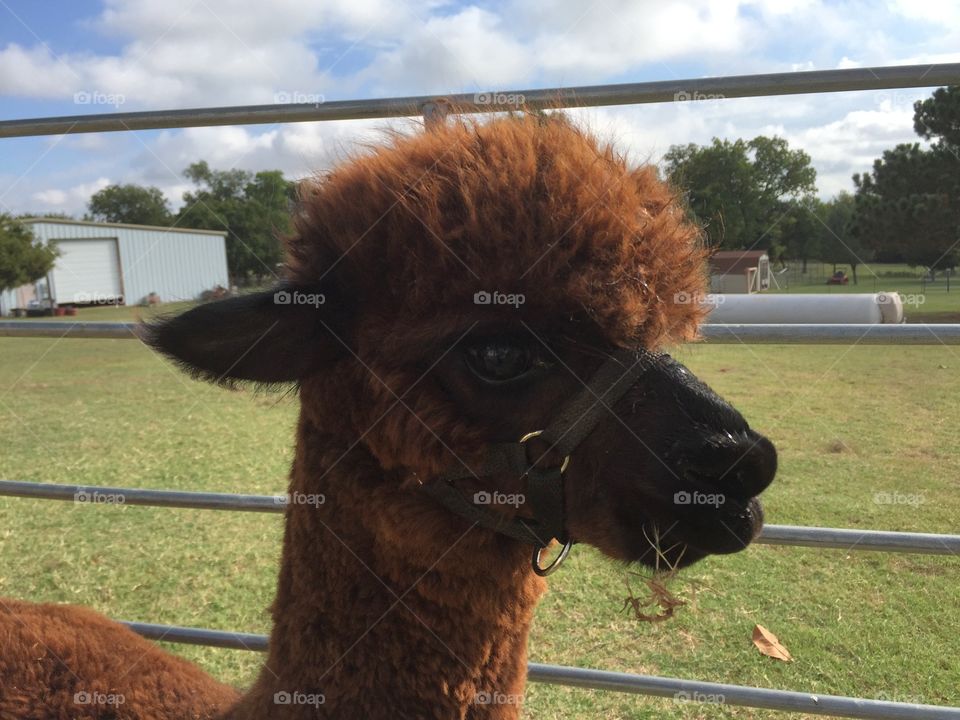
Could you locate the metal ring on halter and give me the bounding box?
[518,430,570,474]
[532,539,573,576]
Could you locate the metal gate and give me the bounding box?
[2,62,960,718]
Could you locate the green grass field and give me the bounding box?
[0,305,958,718]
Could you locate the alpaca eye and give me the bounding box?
[464,342,543,384]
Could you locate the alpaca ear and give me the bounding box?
[141,285,346,384]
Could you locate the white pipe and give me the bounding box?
[704,294,903,324]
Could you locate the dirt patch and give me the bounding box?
[826,439,850,453]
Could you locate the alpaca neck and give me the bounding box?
[225,415,547,720]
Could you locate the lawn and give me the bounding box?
[0,309,958,719]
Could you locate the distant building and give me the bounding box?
[709,250,770,294]
[0,219,229,314]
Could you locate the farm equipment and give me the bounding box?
[826,270,849,285]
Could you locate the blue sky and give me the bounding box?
[1,0,958,216]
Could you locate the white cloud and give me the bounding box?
[32,177,111,208]
[888,0,960,26]
[139,118,392,188]
[0,0,425,107]
[513,0,750,79]
[781,106,922,196]
[0,44,81,96]
[360,7,534,95]
[2,0,958,217]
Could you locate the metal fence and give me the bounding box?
[3,63,960,719]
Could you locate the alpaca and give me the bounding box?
[0,113,777,720]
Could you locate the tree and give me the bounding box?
[853,86,960,277]
[664,136,817,251]
[777,197,822,273]
[0,214,58,292]
[87,184,173,226]
[914,85,960,147]
[176,161,293,282]
[815,192,870,284]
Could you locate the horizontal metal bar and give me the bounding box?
[0,321,140,339]
[758,525,960,555]
[123,620,269,651]
[2,480,958,554]
[526,664,960,720]
[3,321,960,344]
[702,324,960,344]
[1,63,957,139]
[0,480,281,512]
[119,622,959,719]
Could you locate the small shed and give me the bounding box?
[0,219,229,314]
[709,250,770,294]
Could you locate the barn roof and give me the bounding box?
[19,217,227,237]
[709,250,768,274]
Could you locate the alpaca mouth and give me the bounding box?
[628,496,764,570]
[678,496,765,556]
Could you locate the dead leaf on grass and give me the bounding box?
[752,624,793,661]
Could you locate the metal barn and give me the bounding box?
[0,219,229,314]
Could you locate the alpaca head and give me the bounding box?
[147,113,776,574]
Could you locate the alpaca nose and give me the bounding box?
[677,430,777,499]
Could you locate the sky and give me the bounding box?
[1,0,958,217]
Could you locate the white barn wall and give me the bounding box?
[26,221,228,306]
[115,229,229,304]
[0,288,16,315]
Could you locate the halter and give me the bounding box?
[424,347,662,576]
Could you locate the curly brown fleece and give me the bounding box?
[0,112,708,720]
[0,599,238,719]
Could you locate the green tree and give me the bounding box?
[176,161,292,282]
[914,85,960,147]
[815,192,869,284]
[87,184,173,226]
[777,197,822,273]
[0,214,58,292]
[853,86,960,278]
[664,136,817,251]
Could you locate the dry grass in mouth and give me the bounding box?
[620,526,691,623]
[621,570,687,622]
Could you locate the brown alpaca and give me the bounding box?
[0,113,776,720]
